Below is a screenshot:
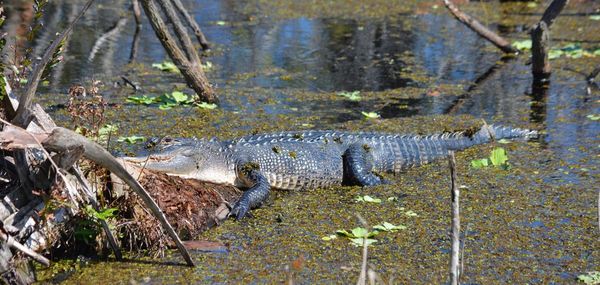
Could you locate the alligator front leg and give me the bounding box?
[343,144,386,186]
[230,169,271,220]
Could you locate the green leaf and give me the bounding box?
[360,111,380,119]
[489,147,509,167]
[355,195,382,203]
[216,21,227,26]
[98,124,118,137]
[578,271,600,285]
[152,61,179,73]
[351,227,369,238]
[548,49,564,59]
[158,102,177,110]
[404,210,418,217]
[170,91,189,103]
[589,15,600,21]
[195,102,218,109]
[321,234,337,241]
[350,238,377,247]
[373,222,407,232]
[117,135,146,144]
[201,61,213,71]
[335,229,353,237]
[471,158,489,169]
[338,91,362,101]
[512,39,532,50]
[126,95,156,105]
[587,114,600,121]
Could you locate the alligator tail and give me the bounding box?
[444,124,538,151]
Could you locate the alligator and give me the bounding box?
[125,125,536,219]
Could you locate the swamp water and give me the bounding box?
[3,0,598,283]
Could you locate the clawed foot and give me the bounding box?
[228,199,251,220]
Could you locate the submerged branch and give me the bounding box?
[88,17,128,61]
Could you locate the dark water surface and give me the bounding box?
[3,0,599,283]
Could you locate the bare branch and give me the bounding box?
[141,0,216,103]
[1,231,50,267]
[443,0,518,54]
[448,151,460,285]
[171,0,210,50]
[156,0,200,64]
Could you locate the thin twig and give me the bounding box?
[448,151,460,285]
[1,231,50,267]
[356,213,368,285]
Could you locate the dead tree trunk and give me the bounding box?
[531,0,569,78]
[140,0,217,103]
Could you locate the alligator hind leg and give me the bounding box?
[343,144,386,186]
[230,168,271,220]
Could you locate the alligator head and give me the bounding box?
[123,138,237,185]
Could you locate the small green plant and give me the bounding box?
[117,135,146,144]
[360,111,380,119]
[152,61,179,73]
[355,195,382,203]
[336,227,379,247]
[578,271,600,285]
[85,205,118,222]
[471,147,510,170]
[97,124,119,144]
[512,39,532,50]
[195,102,218,109]
[373,222,406,232]
[512,41,600,59]
[126,95,155,105]
[337,91,362,101]
[587,114,600,121]
[74,206,118,245]
[324,221,408,247]
[127,91,216,110]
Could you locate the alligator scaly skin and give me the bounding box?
[128,125,536,219]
